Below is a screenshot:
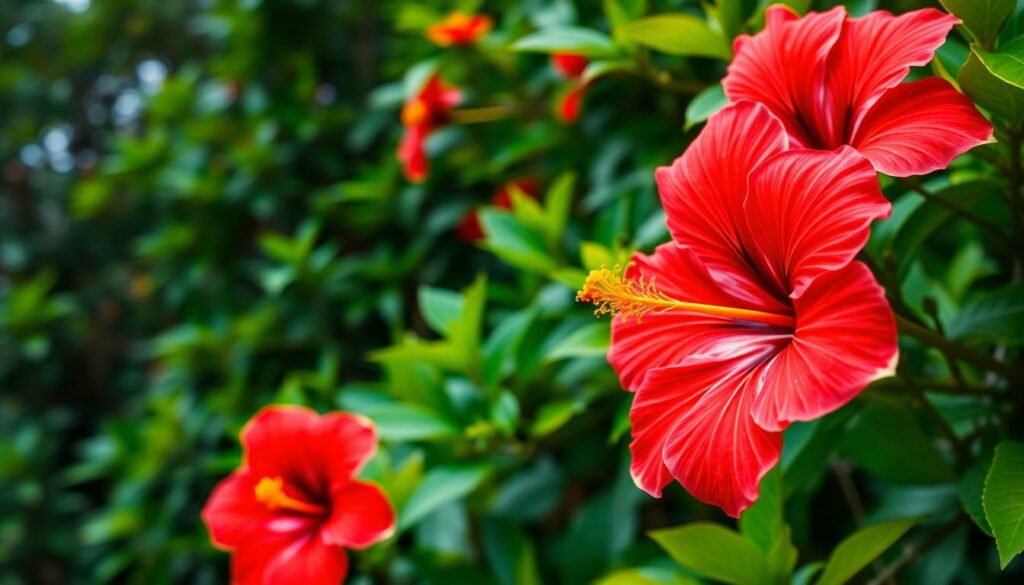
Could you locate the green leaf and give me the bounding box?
[960,455,994,536]
[976,35,1024,90]
[399,464,492,531]
[840,399,956,485]
[781,411,852,497]
[582,59,637,83]
[545,321,610,360]
[946,284,1024,344]
[939,0,1015,48]
[544,172,575,247]
[960,49,1024,128]
[530,397,590,437]
[816,517,920,585]
[685,84,728,130]
[621,14,731,60]
[649,523,769,585]
[511,26,620,58]
[363,403,459,441]
[419,286,464,337]
[481,210,558,273]
[596,567,697,585]
[983,440,1024,567]
[715,0,749,39]
[740,467,795,580]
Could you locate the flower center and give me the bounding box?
[254,476,327,516]
[401,99,430,127]
[577,266,795,328]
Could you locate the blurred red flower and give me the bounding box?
[202,406,395,584]
[552,53,589,78]
[724,6,991,177]
[426,12,493,47]
[397,73,462,182]
[457,179,539,242]
[578,102,898,516]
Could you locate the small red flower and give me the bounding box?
[556,84,587,124]
[578,102,898,516]
[457,179,539,242]
[724,6,992,177]
[202,406,395,584]
[397,73,462,182]
[552,53,589,78]
[426,12,493,47]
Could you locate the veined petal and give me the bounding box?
[829,8,957,125]
[261,534,349,585]
[724,6,846,147]
[751,262,898,431]
[655,101,789,294]
[632,353,784,517]
[850,78,993,177]
[742,146,890,299]
[323,480,396,549]
[607,243,790,391]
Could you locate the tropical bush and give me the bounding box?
[3,0,1024,583]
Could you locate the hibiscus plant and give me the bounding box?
[3,0,1024,584]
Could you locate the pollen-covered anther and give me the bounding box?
[576,265,796,328]
[254,476,327,515]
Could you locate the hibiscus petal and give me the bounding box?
[632,353,784,516]
[742,146,890,299]
[261,534,349,585]
[829,8,957,123]
[655,101,789,293]
[608,242,788,391]
[315,412,379,484]
[850,78,993,177]
[397,126,429,183]
[322,480,396,549]
[751,262,898,431]
[723,6,846,147]
[201,471,315,550]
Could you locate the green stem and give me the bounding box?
[449,105,516,124]
[897,316,1024,384]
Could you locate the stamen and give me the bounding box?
[254,476,327,515]
[401,99,430,127]
[576,265,795,328]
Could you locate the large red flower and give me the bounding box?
[426,12,493,47]
[202,406,395,584]
[578,102,898,517]
[397,73,462,182]
[723,6,991,177]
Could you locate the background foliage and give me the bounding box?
[2,0,1024,583]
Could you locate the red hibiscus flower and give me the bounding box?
[550,53,589,124]
[723,6,991,177]
[397,73,462,182]
[201,406,395,584]
[426,12,493,47]
[552,53,589,78]
[457,179,539,242]
[577,102,899,517]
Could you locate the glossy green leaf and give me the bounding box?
[976,35,1024,90]
[545,321,609,360]
[960,49,1024,128]
[419,286,464,337]
[511,26,620,58]
[960,455,994,536]
[621,15,731,60]
[684,84,728,130]
[983,440,1024,567]
[400,464,493,530]
[816,517,920,585]
[481,210,558,273]
[363,403,459,441]
[650,523,769,585]
[947,284,1024,344]
[939,0,1015,48]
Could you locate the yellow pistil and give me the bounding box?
[254,476,327,515]
[576,265,795,328]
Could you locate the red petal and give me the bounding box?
[397,126,429,183]
[552,53,589,78]
[261,535,349,585]
[751,262,898,431]
[608,243,788,391]
[323,480,396,549]
[201,471,316,550]
[655,102,789,288]
[850,78,993,177]
[631,353,784,516]
[242,407,378,495]
[724,6,846,147]
[557,84,586,123]
[828,9,957,126]
[741,146,890,299]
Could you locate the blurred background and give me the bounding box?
[1,0,1021,583]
